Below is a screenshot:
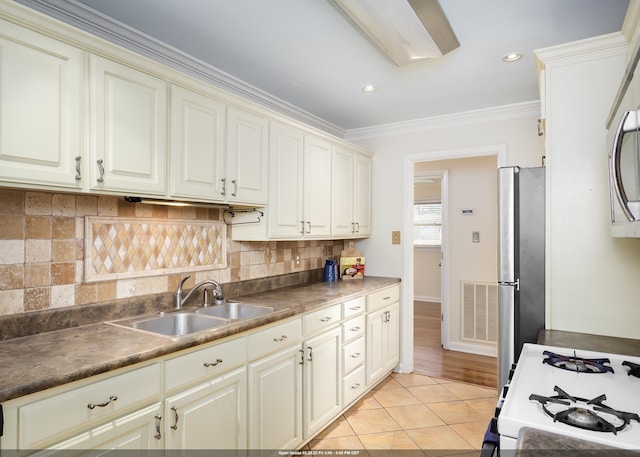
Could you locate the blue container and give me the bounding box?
[324,259,337,282]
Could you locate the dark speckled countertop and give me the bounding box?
[0,276,399,403]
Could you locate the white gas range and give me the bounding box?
[498,343,640,451]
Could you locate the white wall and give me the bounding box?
[347,103,544,370]
[538,34,640,339]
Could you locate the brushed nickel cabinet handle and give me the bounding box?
[170,406,179,430]
[231,179,237,197]
[273,335,288,342]
[351,383,361,390]
[154,414,162,440]
[351,352,361,359]
[87,395,117,409]
[75,156,82,181]
[96,159,105,183]
[221,178,226,196]
[320,316,332,322]
[204,358,223,367]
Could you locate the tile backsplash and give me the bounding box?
[0,189,344,316]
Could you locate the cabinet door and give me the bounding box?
[269,122,304,237]
[90,55,167,195]
[331,146,355,237]
[353,153,372,236]
[248,345,303,452]
[366,303,400,386]
[33,403,163,454]
[303,326,342,438]
[303,135,332,237]
[226,106,268,204]
[170,85,226,201]
[165,367,246,451]
[0,19,83,189]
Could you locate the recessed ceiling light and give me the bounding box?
[362,84,377,92]
[502,52,522,62]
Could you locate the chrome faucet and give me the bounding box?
[175,275,223,309]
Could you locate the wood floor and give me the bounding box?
[413,301,498,389]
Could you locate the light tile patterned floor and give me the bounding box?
[305,373,498,456]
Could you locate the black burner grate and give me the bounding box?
[542,350,614,374]
[623,361,640,379]
[529,386,640,435]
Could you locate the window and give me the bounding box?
[413,202,442,246]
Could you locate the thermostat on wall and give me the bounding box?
[461,209,474,215]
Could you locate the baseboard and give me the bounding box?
[447,341,497,358]
[414,295,441,303]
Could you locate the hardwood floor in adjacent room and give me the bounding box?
[414,301,498,389]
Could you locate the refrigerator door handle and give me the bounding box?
[498,278,520,291]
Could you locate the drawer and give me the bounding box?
[367,284,400,312]
[303,303,341,335]
[19,363,161,449]
[247,318,302,361]
[165,337,246,393]
[342,314,365,343]
[342,336,365,375]
[342,365,366,407]
[342,296,365,319]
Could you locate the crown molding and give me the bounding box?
[14,0,346,138]
[344,100,541,141]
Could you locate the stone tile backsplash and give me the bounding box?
[0,189,344,316]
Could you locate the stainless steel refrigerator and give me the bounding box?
[498,166,545,387]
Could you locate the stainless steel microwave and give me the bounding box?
[608,102,640,237]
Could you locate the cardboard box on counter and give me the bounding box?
[340,256,365,280]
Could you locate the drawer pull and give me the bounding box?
[383,296,391,300]
[273,335,288,342]
[320,316,332,322]
[349,306,361,311]
[204,358,223,367]
[351,383,361,390]
[351,352,361,359]
[154,414,162,440]
[87,395,117,410]
[171,406,179,430]
[350,326,361,332]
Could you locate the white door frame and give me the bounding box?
[399,144,507,374]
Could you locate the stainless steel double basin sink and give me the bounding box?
[108,302,278,339]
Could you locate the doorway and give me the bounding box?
[402,146,506,388]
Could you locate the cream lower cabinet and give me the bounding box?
[0,18,83,190]
[164,367,246,450]
[32,403,163,455]
[302,326,342,439]
[366,285,400,386]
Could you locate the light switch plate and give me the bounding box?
[472,231,480,243]
[392,231,401,245]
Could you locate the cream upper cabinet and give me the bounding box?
[332,146,372,237]
[169,85,226,202]
[226,106,269,205]
[268,122,305,237]
[302,134,332,237]
[268,124,331,238]
[89,55,167,195]
[0,19,83,189]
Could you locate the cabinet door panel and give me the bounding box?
[354,153,372,236]
[170,85,226,200]
[331,146,355,236]
[0,19,82,188]
[90,55,167,194]
[303,326,342,438]
[303,135,332,237]
[227,107,268,204]
[269,123,304,237]
[248,345,302,451]
[165,367,246,450]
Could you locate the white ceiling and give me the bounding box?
[24,0,630,133]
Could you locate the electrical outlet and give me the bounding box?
[295,254,301,265]
[391,231,401,245]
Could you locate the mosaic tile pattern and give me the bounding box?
[86,217,226,281]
